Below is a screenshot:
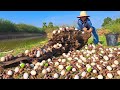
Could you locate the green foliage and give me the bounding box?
[42,22,47,29]
[0,18,17,32]
[102,17,120,34]
[43,22,59,33]
[0,18,45,33]
[48,22,53,28]
[16,23,44,33]
[102,17,112,27]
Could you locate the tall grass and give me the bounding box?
[0,18,45,33]
[103,23,120,34]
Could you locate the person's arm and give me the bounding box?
[77,19,83,31]
[87,19,93,32]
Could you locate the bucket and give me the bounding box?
[105,33,119,46]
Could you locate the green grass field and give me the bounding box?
[0,37,48,57]
[88,35,120,47]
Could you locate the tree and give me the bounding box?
[42,22,47,28]
[115,18,120,23]
[48,22,53,28]
[102,17,112,27]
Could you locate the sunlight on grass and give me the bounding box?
[0,38,48,57]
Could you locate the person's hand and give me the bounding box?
[87,28,93,33]
[83,27,87,32]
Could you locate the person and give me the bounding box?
[77,11,101,45]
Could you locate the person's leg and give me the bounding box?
[92,27,99,44]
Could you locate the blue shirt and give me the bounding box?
[77,18,93,31]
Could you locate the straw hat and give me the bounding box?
[77,11,90,18]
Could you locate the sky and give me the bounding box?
[0,11,120,29]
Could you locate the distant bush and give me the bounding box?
[0,18,45,33]
[16,24,44,33]
[0,18,17,32]
[102,17,120,34]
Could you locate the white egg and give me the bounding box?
[52,30,56,34]
[107,66,112,71]
[47,58,51,62]
[78,60,82,63]
[114,60,119,65]
[74,75,79,79]
[107,73,113,79]
[93,70,97,73]
[117,52,120,55]
[25,50,29,55]
[59,27,63,30]
[100,60,103,63]
[40,62,44,66]
[68,52,71,55]
[62,53,66,57]
[67,57,72,61]
[81,57,86,62]
[108,54,113,58]
[106,48,109,51]
[103,61,108,64]
[86,64,91,68]
[97,75,103,79]
[86,54,90,57]
[58,58,62,62]
[91,77,95,79]
[66,27,69,30]
[117,70,120,75]
[103,56,109,61]
[101,51,105,54]
[91,50,96,53]
[31,70,36,76]
[72,68,76,72]
[97,65,102,70]
[61,70,65,76]
[58,65,64,70]
[75,28,78,30]
[76,63,81,68]
[14,67,19,73]
[46,68,51,72]
[85,46,88,50]
[82,31,84,34]
[7,70,13,76]
[49,61,53,64]
[35,62,40,66]
[99,48,103,50]
[36,51,40,57]
[91,62,96,66]
[0,57,5,62]
[74,57,78,60]
[58,30,61,34]
[34,65,38,70]
[83,52,87,55]
[62,59,66,63]
[23,73,29,79]
[111,64,116,68]
[55,62,59,66]
[54,73,59,78]
[42,60,46,64]
[58,44,62,47]
[81,71,86,77]
[42,69,47,74]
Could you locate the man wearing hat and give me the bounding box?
[77,11,100,45]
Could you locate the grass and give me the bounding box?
[88,35,120,47]
[0,37,48,57]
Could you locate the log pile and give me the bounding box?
[0,27,92,67]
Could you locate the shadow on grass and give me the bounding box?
[117,42,120,46]
[99,41,104,44]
